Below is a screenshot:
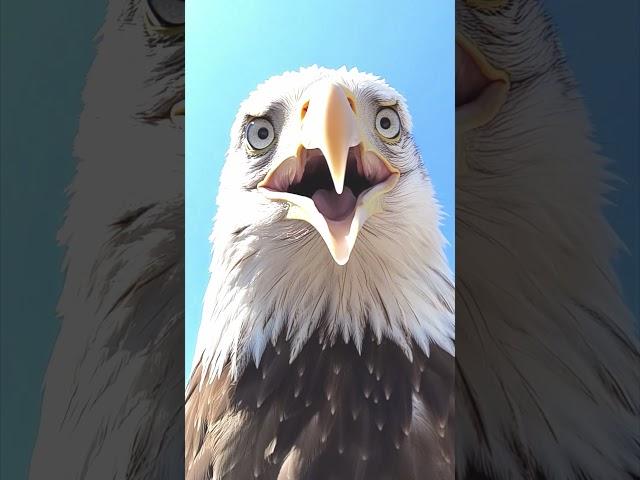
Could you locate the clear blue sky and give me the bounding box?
[186,0,454,378]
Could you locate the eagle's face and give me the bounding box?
[199,67,453,379]
[219,67,428,265]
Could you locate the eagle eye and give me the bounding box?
[375,107,401,140]
[246,118,275,150]
[147,0,185,27]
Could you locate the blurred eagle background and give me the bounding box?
[455,1,639,478]
[28,0,185,478]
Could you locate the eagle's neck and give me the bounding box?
[195,199,454,383]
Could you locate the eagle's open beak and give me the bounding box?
[258,82,399,265]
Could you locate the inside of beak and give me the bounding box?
[258,83,399,265]
[259,144,398,265]
[263,146,392,217]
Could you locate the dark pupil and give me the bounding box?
[257,127,269,140]
[380,116,391,129]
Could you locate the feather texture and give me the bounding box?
[186,329,454,480]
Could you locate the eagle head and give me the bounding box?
[195,66,454,381]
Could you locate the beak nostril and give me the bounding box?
[347,97,356,114]
[301,101,310,120]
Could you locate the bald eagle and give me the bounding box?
[456,1,639,479]
[185,67,455,479]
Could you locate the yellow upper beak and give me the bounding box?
[258,81,399,265]
[300,83,360,194]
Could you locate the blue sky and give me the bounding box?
[186,0,454,378]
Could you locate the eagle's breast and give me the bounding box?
[186,326,453,480]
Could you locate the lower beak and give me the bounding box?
[258,82,399,265]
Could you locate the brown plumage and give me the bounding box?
[186,328,454,480]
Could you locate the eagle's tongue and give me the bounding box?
[312,187,356,221]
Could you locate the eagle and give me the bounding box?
[456,1,639,479]
[185,67,456,480]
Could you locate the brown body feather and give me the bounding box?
[186,328,454,480]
